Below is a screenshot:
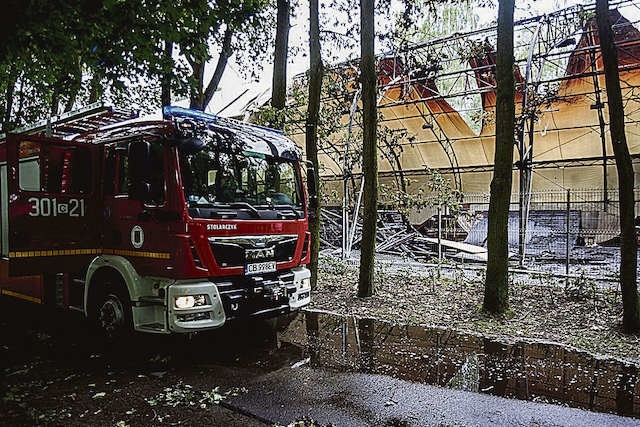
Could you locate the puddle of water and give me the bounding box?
[3,300,639,419]
[279,310,640,418]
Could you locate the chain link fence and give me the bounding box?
[461,188,640,278]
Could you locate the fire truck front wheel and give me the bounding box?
[89,272,132,337]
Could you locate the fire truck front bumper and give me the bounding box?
[138,268,311,334]
[215,266,312,321]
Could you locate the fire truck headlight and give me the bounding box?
[174,295,208,309]
[175,296,195,309]
[301,277,311,289]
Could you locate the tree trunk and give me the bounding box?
[305,311,320,366]
[357,318,376,373]
[203,28,233,110]
[14,77,24,125]
[50,85,59,117]
[358,0,377,298]
[161,40,173,107]
[88,71,103,104]
[189,60,205,110]
[483,0,515,314]
[306,0,323,290]
[64,57,83,112]
[3,68,16,131]
[596,0,640,333]
[271,0,290,114]
[64,61,83,113]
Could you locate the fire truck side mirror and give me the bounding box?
[306,161,318,211]
[128,139,152,201]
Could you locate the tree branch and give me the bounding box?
[203,28,233,109]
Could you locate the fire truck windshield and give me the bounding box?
[179,146,303,215]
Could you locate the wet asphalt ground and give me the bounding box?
[1,298,639,426]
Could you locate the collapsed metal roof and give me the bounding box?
[288,1,640,197]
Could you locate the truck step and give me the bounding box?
[137,323,166,333]
[138,296,164,305]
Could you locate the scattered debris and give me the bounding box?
[283,416,335,427]
[145,382,225,408]
[291,358,311,369]
[150,371,167,379]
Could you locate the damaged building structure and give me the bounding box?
[285,2,640,269]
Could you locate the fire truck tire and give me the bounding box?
[90,271,132,337]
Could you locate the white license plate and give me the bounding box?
[245,261,277,275]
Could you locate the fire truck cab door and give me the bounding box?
[5,134,101,276]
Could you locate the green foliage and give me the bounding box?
[281,416,335,427]
[389,2,487,133]
[318,253,352,276]
[0,0,275,129]
[565,273,598,301]
[412,0,483,44]
[145,382,247,409]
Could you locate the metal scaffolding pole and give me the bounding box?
[342,89,361,259]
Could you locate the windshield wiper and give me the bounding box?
[189,201,214,208]
[274,204,302,219]
[230,202,261,218]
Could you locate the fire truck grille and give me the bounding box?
[208,234,298,268]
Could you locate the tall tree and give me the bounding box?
[483,0,515,314]
[160,40,174,107]
[596,0,640,333]
[358,0,378,298]
[272,0,290,115]
[306,0,323,289]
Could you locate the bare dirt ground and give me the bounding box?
[311,255,640,363]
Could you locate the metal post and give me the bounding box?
[342,184,349,259]
[342,89,361,260]
[566,189,571,277]
[437,203,442,260]
[518,19,543,268]
[347,179,365,256]
[589,43,609,212]
[519,168,526,267]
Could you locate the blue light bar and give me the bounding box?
[163,106,219,123]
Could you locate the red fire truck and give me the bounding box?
[0,105,314,334]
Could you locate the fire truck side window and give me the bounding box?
[103,149,116,195]
[147,143,165,205]
[116,150,129,195]
[68,147,92,193]
[18,141,92,194]
[111,142,165,204]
